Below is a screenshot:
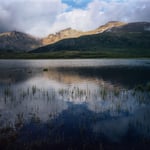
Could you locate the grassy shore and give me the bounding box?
[0,49,150,59]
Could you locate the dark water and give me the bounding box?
[0,59,150,150]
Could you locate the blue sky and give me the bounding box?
[62,0,92,9]
[0,0,149,37]
[62,0,126,9]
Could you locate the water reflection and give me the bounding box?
[0,59,150,150]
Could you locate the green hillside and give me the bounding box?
[31,31,150,57]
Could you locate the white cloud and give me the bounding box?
[48,0,150,34]
[0,0,68,37]
[0,0,150,37]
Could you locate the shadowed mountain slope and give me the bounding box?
[0,31,42,52]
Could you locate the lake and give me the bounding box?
[0,59,150,150]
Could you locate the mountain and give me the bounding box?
[0,31,42,52]
[106,22,150,33]
[89,21,126,34]
[0,21,127,52]
[32,22,150,54]
[42,21,126,45]
[1,21,150,57]
[42,28,84,45]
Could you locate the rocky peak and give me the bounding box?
[57,28,82,36]
[59,27,72,32]
[96,21,126,33]
[42,28,83,45]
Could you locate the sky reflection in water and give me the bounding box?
[0,59,150,149]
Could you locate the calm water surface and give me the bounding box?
[0,59,150,150]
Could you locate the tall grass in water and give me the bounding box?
[4,87,12,97]
[32,85,37,95]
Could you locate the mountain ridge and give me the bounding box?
[0,21,150,54]
[31,22,150,54]
[42,28,84,45]
[42,21,126,45]
[0,31,42,52]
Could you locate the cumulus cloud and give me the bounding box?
[0,0,150,37]
[0,0,68,37]
[49,0,150,33]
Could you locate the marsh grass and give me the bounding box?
[15,113,24,128]
[4,87,12,97]
[0,83,150,142]
[134,83,150,92]
[146,82,150,91]
[32,85,37,95]
[100,87,107,100]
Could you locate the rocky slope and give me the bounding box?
[0,31,42,52]
[42,28,84,45]
[42,21,126,45]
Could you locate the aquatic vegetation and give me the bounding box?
[134,84,145,92]
[4,87,12,97]
[31,113,41,123]
[20,90,27,99]
[15,113,24,128]
[114,87,120,97]
[43,68,48,72]
[116,102,121,112]
[32,85,37,95]
[28,70,32,74]
[146,82,150,91]
[134,83,150,92]
[100,86,108,100]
